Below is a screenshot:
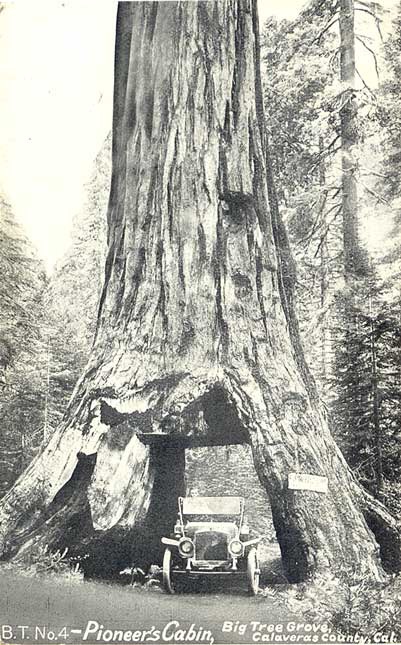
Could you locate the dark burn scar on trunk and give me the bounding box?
[219,191,255,228]
[232,271,252,299]
[197,223,207,265]
[178,318,195,355]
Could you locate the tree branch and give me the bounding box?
[357,179,389,205]
[355,7,384,41]
[355,35,379,78]
[355,67,374,95]
[310,17,340,45]
[309,138,341,174]
[359,168,389,180]
[313,205,343,258]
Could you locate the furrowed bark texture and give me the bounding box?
[0,0,398,581]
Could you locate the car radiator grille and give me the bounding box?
[194,531,228,561]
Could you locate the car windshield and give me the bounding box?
[181,496,243,516]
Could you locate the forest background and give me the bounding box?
[1,0,401,545]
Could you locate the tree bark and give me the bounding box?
[0,0,399,582]
[339,0,361,279]
[319,137,330,395]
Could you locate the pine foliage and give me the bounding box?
[262,0,401,506]
[43,134,109,434]
[331,271,401,502]
[0,193,47,495]
[0,128,110,496]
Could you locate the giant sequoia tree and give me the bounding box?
[0,0,399,583]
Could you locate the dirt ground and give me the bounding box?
[0,566,303,645]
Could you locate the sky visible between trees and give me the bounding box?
[0,0,383,271]
[0,0,395,270]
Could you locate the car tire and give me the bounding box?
[162,547,175,594]
[247,547,260,595]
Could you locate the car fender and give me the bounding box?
[242,536,263,548]
[161,537,180,547]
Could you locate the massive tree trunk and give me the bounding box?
[0,0,399,583]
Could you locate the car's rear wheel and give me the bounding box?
[162,547,175,594]
[247,547,260,595]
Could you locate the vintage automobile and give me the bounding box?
[161,496,261,594]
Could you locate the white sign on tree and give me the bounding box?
[288,473,328,494]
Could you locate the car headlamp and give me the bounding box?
[228,539,244,557]
[178,537,194,558]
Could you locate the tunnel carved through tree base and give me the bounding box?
[1,372,399,581]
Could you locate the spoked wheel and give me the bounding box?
[247,547,260,595]
[162,547,175,594]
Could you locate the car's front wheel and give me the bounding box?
[247,547,260,595]
[162,547,175,594]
